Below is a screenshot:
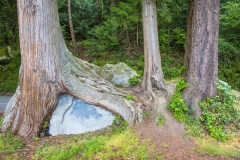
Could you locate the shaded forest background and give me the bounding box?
[0,0,239,93]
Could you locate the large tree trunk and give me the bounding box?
[183,0,220,118]
[2,0,139,140]
[68,0,77,54]
[137,0,168,109]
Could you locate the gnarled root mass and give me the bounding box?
[2,52,143,140]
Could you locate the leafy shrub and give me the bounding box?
[167,79,188,122]
[172,27,186,49]
[0,50,21,93]
[111,115,128,133]
[126,95,135,101]
[161,53,185,80]
[200,80,240,141]
[128,75,140,86]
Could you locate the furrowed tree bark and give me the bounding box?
[68,0,77,54]
[2,0,139,140]
[136,0,168,109]
[183,0,220,118]
[183,0,194,76]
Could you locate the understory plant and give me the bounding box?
[200,80,240,141]
[0,50,21,93]
[168,79,240,142]
[167,79,188,122]
[128,75,141,86]
[156,114,165,126]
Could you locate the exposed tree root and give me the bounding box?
[2,51,144,140]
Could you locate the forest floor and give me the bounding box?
[133,82,239,160]
[0,83,239,159]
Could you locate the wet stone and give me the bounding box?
[49,94,114,136]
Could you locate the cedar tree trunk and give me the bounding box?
[183,0,220,118]
[68,0,77,54]
[137,0,168,109]
[2,0,139,140]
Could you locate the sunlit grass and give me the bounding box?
[0,132,25,153]
[196,134,240,157]
[34,130,162,160]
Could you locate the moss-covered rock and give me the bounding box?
[85,61,139,87]
[99,62,139,87]
[0,46,11,64]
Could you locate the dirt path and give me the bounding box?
[133,82,238,160]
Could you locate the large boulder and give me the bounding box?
[98,62,139,87]
[86,62,139,87]
[49,94,114,136]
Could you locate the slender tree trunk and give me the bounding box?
[183,0,194,75]
[110,0,116,7]
[95,0,102,24]
[183,0,220,118]
[68,0,77,54]
[3,0,139,140]
[137,0,168,109]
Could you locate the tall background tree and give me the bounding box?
[183,0,220,118]
[137,0,168,109]
[68,0,77,53]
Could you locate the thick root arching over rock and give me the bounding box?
[2,57,144,140]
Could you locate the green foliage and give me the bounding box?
[168,79,240,143]
[42,116,50,131]
[126,95,135,101]
[218,0,240,91]
[0,132,25,153]
[156,114,165,126]
[167,79,188,122]
[200,80,240,141]
[0,0,18,47]
[85,0,142,53]
[0,50,21,93]
[58,0,103,41]
[218,39,240,90]
[128,75,140,86]
[184,116,202,138]
[0,47,7,57]
[161,53,185,80]
[111,115,128,133]
[172,27,186,49]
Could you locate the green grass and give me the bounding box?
[156,114,165,126]
[34,130,162,160]
[197,135,240,157]
[0,132,25,154]
[0,115,162,159]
